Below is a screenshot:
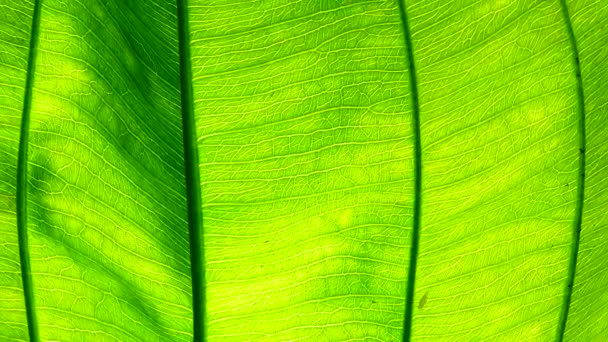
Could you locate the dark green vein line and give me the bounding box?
[556,0,586,340]
[16,0,43,341]
[397,1,422,341]
[176,0,205,340]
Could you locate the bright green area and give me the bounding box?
[0,0,606,341]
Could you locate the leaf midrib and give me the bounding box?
[16,0,43,341]
[176,0,206,340]
[396,1,422,341]
[556,0,586,340]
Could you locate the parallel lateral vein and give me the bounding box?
[16,0,43,341]
[556,0,586,340]
[176,0,206,340]
[396,1,423,341]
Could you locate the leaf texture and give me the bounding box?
[408,0,580,340]
[0,0,606,341]
[8,0,195,340]
[189,0,414,340]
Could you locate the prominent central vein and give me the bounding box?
[397,1,422,341]
[556,0,586,340]
[176,0,205,340]
[16,0,43,341]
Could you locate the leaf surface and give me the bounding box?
[0,0,607,341]
[189,1,414,340]
[3,0,195,340]
[408,0,582,339]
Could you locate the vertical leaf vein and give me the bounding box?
[176,0,205,340]
[396,1,423,341]
[16,0,43,340]
[556,0,586,340]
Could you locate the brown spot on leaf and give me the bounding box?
[418,292,428,310]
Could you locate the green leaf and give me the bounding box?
[0,0,606,341]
